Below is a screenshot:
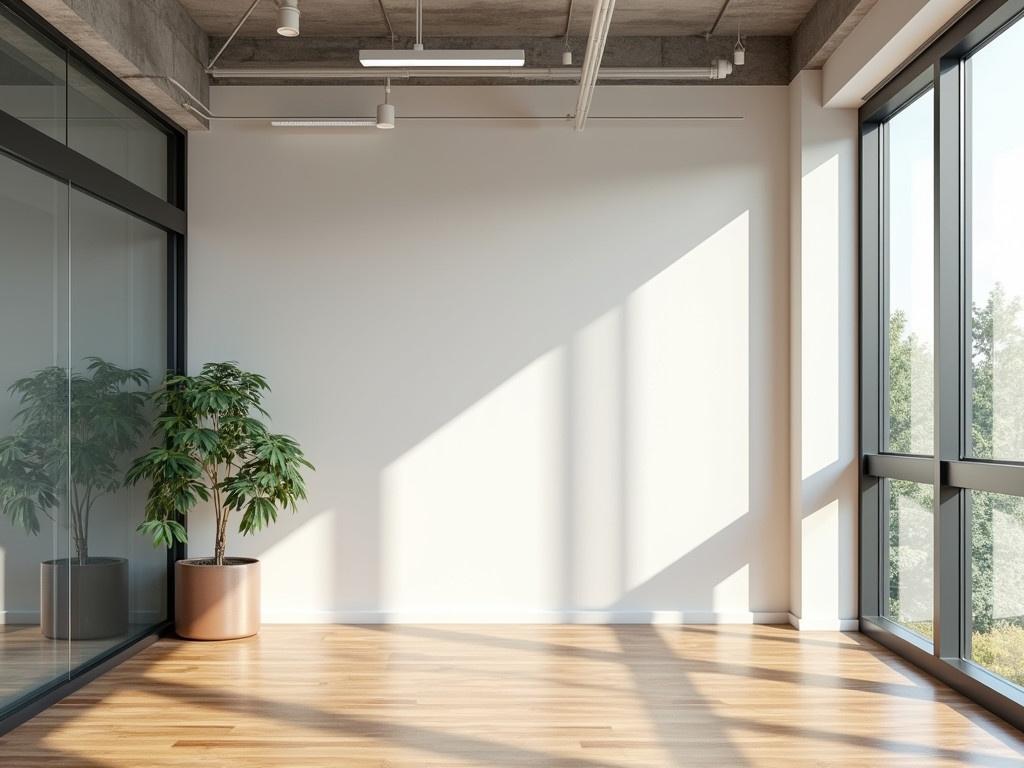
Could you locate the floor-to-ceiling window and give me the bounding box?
[861,0,1024,731]
[0,0,185,728]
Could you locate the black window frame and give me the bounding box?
[0,0,186,734]
[861,0,1024,732]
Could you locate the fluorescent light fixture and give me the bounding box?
[271,120,376,127]
[277,0,300,37]
[359,49,525,67]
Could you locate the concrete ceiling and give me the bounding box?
[179,0,819,38]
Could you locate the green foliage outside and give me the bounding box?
[0,359,150,563]
[888,285,1024,685]
[127,361,314,566]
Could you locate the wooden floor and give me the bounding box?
[2,625,1023,767]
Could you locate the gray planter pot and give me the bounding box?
[40,557,129,640]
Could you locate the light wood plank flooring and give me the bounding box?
[2,624,1023,766]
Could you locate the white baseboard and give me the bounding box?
[788,613,859,631]
[261,609,793,625]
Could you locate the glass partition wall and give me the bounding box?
[861,0,1024,731]
[0,0,185,727]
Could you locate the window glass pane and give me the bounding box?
[969,490,1024,688]
[0,5,66,142]
[967,20,1024,461]
[68,58,168,200]
[885,91,934,455]
[0,152,71,711]
[68,189,167,659]
[886,479,934,641]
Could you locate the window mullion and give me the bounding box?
[933,56,965,661]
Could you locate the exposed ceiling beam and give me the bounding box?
[790,0,879,78]
[208,35,792,86]
[20,0,210,130]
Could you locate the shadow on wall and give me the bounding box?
[186,115,791,621]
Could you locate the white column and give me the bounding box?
[789,70,859,630]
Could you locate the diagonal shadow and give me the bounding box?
[361,623,945,703]
[609,625,749,766]
[137,676,630,768]
[721,712,1024,767]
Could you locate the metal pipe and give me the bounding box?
[207,0,262,71]
[575,0,616,131]
[563,0,575,46]
[376,0,395,44]
[182,105,743,122]
[415,0,423,49]
[207,66,720,80]
[708,0,734,37]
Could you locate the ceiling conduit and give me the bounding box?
[574,0,616,131]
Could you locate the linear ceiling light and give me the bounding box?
[359,49,525,67]
[270,120,376,127]
[359,0,523,68]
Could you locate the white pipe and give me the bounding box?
[582,0,616,125]
[208,66,720,80]
[574,0,616,131]
[414,0,423,50]
[207,0,262,71]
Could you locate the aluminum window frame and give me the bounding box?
[861,0,1024,732]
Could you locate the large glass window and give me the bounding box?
[966,19,1024,461]
[969,491,1024,688]
[0,4,66,142]
[884,90,934,457]
[0,0,182,724]
[862,1,1024,730]
[68,59,169,200]
[886,480,934,640]
[0,152,69,712]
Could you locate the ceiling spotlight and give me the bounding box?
[562,50,572,66]
[277,0,300,37]
[734,29,745,66]
[377,79,395,129]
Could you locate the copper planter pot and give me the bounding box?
[174,558,260,640]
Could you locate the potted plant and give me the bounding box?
[127,362,313,640]
[0,358,150,639]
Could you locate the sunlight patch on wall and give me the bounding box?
[625,212,750,592]
[801,499,840,618]
[239,507,339,619]
[801,155,841,480]
[380,349,564,613]
[713,563,750,611]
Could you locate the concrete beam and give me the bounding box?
[823,0,975,107]
[210,35,792,86]
[790,0,879,78]
[21,0,209,131]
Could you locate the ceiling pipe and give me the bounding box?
[574,0,616,131]
[207,66,727,81]
[207,0,262,71]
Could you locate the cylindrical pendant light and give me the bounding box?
[277,0,300,37]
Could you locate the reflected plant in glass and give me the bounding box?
[0,358,150,561]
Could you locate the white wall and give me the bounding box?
[187,85,792,623]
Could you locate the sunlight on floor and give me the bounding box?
[3,624,1023,767]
